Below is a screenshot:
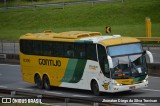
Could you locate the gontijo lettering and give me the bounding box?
[39,58,61,67]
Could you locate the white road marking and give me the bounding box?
[40,103,52,106]
[0,64,19,67]
[72,95,90,97]
[149,76,160,79]
[18,88,33,91]
[132,103,145,105]
[152,53,159,55]
[44,91,62,95]
[53,105,62,106]
[142,89,160,92]
[0,86,7,88]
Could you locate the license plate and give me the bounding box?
[130,86,135,90]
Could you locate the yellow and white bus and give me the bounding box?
[19,31,153,95]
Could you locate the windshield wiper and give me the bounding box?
[128,56,141,77]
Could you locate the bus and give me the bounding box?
[19,31,153,96]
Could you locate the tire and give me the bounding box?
[34,74,43,89]
[43,75,51,90]
[91,80,100,96]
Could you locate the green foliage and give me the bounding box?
[0,0,160,39]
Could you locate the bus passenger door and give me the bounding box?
[97,44,110,90]
[97,45,110,78]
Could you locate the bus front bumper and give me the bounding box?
[109,81,148,93]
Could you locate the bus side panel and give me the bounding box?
[59,60,108,91]
[20,53,69,86]
[83,60,110,91]
[20,53,36,84]
[60,59,87,83]
[20,53,110,91]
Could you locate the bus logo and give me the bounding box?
[2,98,11,103]
[39,59,61,67]
[89,65,98,70]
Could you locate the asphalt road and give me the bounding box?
[0,64,160,106]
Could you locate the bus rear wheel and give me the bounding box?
[91,80,100,96]
[43,75,51,90]
[34,74,43,89]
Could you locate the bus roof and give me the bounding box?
[20,31,140,46]
[20,31,101,40]
[80,36,140,46]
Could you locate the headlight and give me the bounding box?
[142,79,147,83]
[116,83,122,86]
[111,80,122,86]
[113,82,122,86]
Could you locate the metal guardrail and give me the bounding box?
[0,88,102,106]
[0,40,19,54]
[0,0,122,10]
[0,54,6,59]
[137,37,160,42]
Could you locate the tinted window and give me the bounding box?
[64,43,74,58]
[98,44,110,78]
[86,44,97,61]
[20,40,97,61]
[20,40,33,55]
[42,41,53,56]
[53,43,64,57]
[75,43,86,59]
[33,41,42,55]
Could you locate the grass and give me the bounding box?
[0,0,160,39]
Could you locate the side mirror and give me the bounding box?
[107,55,113,68]
[146,50,154,63]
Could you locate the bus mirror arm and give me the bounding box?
[142,50,146,55]
[107,55,113,69]
[146,50,154,63]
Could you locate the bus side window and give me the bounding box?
[33,40,42,55]
[20,40,25,54]
[97,44,110,78]
[86,44,97,61]
[20,40,34,55]
[75,43,86,59]
[64,43,74,58]
[42,41,52,56]
[53,42,64,57]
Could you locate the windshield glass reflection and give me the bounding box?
[108,43,143,57]
[111,54,147,79]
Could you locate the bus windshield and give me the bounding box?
[110,55,147,79]
[107,43,147,79]
[108,43,143,57]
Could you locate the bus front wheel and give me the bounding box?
[91,80,100,96]
[34,74,43,89]
[43,75,51,90]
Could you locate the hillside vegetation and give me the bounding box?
[0,0,160,39]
